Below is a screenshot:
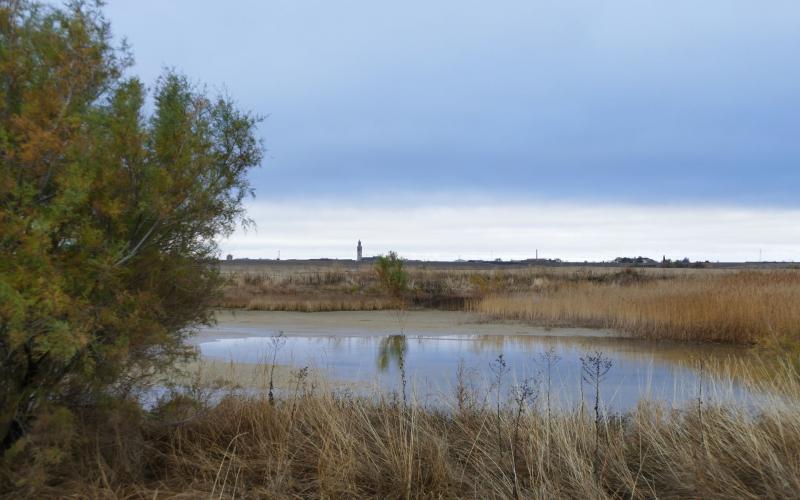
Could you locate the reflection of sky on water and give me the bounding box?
[198,331,755,411]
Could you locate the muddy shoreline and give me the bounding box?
[191,309,620,344]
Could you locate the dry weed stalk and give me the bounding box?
[12,358,800,499]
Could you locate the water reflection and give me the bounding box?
[377,335,408,371]
[196,330,758,411]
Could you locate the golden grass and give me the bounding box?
[19,360,800,499]
[215,264,711,312]
[473,271,800,346]
[215,267,394,311]
[236,295,395,312]
[216,265,800,347]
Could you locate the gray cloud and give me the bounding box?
[106,0,800,205]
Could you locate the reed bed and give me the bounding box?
[473,271,800,346]
[216,267,486,311]
[232,295,395,312]
[18,360,800,499]
[218,266,800,346]
[221,266,800,347]
[216,265,694,312]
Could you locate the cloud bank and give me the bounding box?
[107,0,800,205]
[222,201,800,262]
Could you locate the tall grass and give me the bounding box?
[220,267,800,347]
[216,265,700,312]
[19,360,800,499]
[473,271,800,345]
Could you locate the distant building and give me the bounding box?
[226,254,233,261]
[357,240,363,261]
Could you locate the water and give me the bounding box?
[193,313,759,412]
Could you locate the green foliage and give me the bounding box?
[375,251,409,301]
[0,0,262,473]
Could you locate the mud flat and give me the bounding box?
[194,309,619,343]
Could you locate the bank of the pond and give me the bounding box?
[21,369,800,499]
[12,313,795,498]
[197,309,620,341]
[218,268,800,348]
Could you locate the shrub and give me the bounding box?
[0,0,262,478]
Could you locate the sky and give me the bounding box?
[103,0,800,261]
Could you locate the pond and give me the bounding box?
[192,310,758,411]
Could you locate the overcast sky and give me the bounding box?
[104,0,800,261]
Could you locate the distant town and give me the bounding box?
[222,241,795,269]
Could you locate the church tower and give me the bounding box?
[357,240,363,261]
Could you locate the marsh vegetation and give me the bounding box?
[13,356,800,499]
[219,265,800,348]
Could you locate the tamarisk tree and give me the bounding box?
[0,0,262,453]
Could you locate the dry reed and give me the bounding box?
[15,360,800,499]
[216,265,692,312]
[473,271,800,346]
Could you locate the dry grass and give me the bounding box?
[234,295,396,312]
[16,360,800,499]
[216,267,392,311]
[473,271,800,346]
[215,264,709,312]
[219,265,800,347]
[215,267,480,311]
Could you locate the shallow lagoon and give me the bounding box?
[194,310,756,411]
